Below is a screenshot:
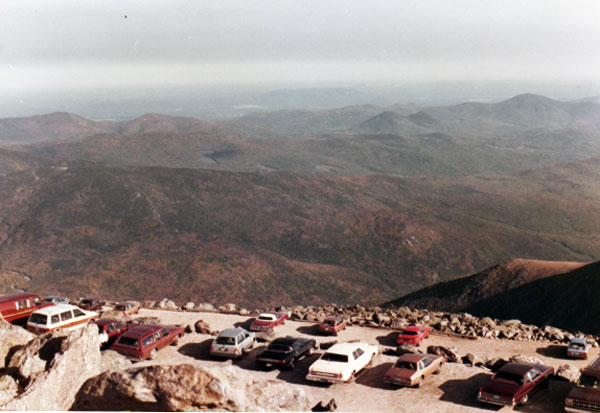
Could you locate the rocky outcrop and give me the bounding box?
[426,345,462,364]
[72,363,310,411]
[100,350,133,373]
[0,318,35,369]
[194,319,212,334]
[1,324,102,411]
[556,364,580,383]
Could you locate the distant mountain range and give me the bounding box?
[1,94,600,313]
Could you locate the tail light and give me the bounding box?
[233,348,238,354]
[210,345,214,351]
[336,373,342,378]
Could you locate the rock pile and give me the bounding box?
[72,363,311,411]
[271,304,598,345]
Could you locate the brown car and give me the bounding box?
[384,353,445,387]
[565,356,600,412]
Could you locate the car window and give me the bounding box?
[29,313,47,325]
[529,369,541,381]
[216,336,235,345]
[60,311,73,321]
[160,329,170,337]
[422,358,432,367]
[142,335,155,347]
[25,299,31,308]
[33,297,42,305]
[321,353,349,363]
[418,361,425,370]
[118,336,139,347]
[51,314,60,324]
[107,324,115,333]
[116,322,124,329]
[73,309,84,317]
[356,348,364,357]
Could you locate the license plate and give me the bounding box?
[266,363,273,367]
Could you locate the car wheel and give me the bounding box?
[149,348,157,360]
[520,394,528,405]
[171,337,179,346]
[434,366,441,374]
[416,376,423,388]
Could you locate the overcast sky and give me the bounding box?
[1,0,600,91]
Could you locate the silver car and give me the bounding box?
[210,328,255,359]
[567,337,591,359]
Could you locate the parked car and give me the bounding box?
[78,297,105,312]
[0,292,48,324]
[110,324,184,361]
[306,342,378,384]
[256,337,317,369]
[396,325,431,346]
[565,356,600,412]
[567,337,592,359]
[249,312,289,332]
[477,362,554,407]
[210,328,255,358]
[113,301,140,315]
[384,353,445,387]
[93,318,134,345]
[318,316,347,336]
[27,303,98,334]
[43,295,70,305]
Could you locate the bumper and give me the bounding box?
[565,408,599,413]
[567,351,588,359]
[477,394,515,406]
[210,350,242,358]
[306,373,344,384]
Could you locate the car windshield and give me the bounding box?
[495,371,523,385]
[117,337,139,347]
[402,331,418,336]
[324,320,336,326]
[570,342,585,349]
[43,297,56,303]
[268,344,292,352]
[395,360,417,370]
[321,353,348,363]
[29,313,47,325]
[216,337,236,345]
[578,375,600,389]
[115,305,125,310]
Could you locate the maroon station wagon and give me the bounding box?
[0,292,49,324]
[110,324,184,360]
[93,318,133,346]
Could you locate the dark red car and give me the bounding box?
[110,324,184,361]
[93,318,133,346]
[0,292,50,324]
[396,325,431,346]
[249,312,289,332]
[78,297,105,312]
[477,362,554,407]
[318,316,347,335]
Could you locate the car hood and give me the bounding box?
[567,386,600,403]
[385,366,417,380]
[309,359,348,374]
[480,380,520,398]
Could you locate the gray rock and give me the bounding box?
[100,350,133,373]
[194,320,212,334]
[196,303,214,311]
[72,363,310,411]
[396,344,421,356]
[0,375,18,406]
[312,398,337,412]
[183,302,195,310]
[427,345,462,364]
[509,354,545,365]
[556,364,580,383]
[255,328,277,342]
[463,353,485,367]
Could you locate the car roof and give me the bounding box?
[32,303,80,316]
[397,353,428,363]
[0,292,39,303]
[121,324,166,338]
[581,356,600,377]
[498,362,540,375]
[570,337,588,344]
[269,337,298,346]
[403,326,422,332]
[324,342,366,355]
[94,318,119,326]
[218,327,247,337]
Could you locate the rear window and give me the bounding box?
[117,336,139,347]
[321,353,348,363]
[216,336,236,345]
[29,313,47,325]
[402,331,418,336]
[257,315,273,321]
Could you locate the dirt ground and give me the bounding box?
[128,308,588,412]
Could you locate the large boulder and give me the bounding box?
[1,324,102,411]
[194,320,212,334]
[100,350,133,373]
[426,345,462,364]
[72,363,310,411]
[556,364,580,383]
[509,354,545,365]
[0,318,35,369]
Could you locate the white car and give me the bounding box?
[307,342,378,383]
[567,337,592,359]
[210,328,255,358]
[27,303,98,334]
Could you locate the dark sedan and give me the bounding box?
[256,337,316,369]
[477,362,554,406]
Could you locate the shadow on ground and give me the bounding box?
[438,372,500,410]
[536,345,568,360]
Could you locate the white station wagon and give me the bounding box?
[306,342,378,383]
[27,303,98,334]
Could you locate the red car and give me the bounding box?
[249,312,289,332]
[0,292,50,324]
[477,362,554,407]
[110,324,184,360]
[396,325,431,346]
[93,318,133,346]
[318,316,347,335]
